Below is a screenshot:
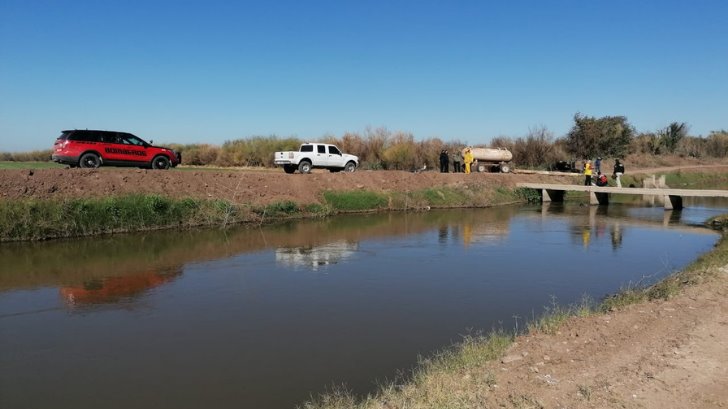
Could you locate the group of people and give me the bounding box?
[439,148,475,174]
[583,157,625,187]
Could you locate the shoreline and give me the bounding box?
[302,226,728,408]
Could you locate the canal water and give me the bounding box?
[1,201,725,409]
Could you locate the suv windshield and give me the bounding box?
[123,134,147,146]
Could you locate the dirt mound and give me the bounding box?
[0,168,575,205]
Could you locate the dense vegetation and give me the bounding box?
[4,115,727,170]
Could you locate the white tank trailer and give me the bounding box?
[464,147,513,173]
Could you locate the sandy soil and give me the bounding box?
[480,269,728,408]
[2,164,727,408]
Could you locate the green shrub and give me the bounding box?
[0,195,242,241]
[323,190,388,211]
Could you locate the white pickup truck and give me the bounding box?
[274,143,359,174]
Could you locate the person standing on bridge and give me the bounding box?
[613,159,625,188]
[583,159,593,186]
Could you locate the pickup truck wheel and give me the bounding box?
[79,153,101,168]
[283,164,296,174]
[344,161,356,172]
[298,160,312,174]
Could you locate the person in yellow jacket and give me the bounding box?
[463,147,474,174]
[583,159,593,186]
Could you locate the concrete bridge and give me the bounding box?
[516,183,728,210]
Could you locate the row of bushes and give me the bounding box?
[3,122,727,170]
[0,150,52,162]
[169,127,728,170]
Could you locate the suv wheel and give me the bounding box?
[152,155,171,170]
[79,153,101,168]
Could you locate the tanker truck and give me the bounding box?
[464,147,513,173]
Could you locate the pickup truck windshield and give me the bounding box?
[329,146,341,155]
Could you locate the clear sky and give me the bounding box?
[1,0,726,152]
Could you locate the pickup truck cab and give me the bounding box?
[274,143,359,174]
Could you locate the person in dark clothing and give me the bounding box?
[439,150,449,173]
[613,159,625,187]
[595,172,608,186]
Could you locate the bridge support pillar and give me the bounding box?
[664,195,683,210]
[589,191,609,206]
[542,189,565,203]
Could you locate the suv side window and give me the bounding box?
[301,145,313,152]
[328,146,341,155]
[70,131,95,142]
[317,145,326,154]
[98,132,115,143]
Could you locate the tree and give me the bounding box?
[564,113,635,159]
[657,122,688,154]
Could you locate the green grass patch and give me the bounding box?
[417,187,471,206]
[512,187,542,203]
[261,200,300,216]
[323,190,389,211]
[663,170,728,190]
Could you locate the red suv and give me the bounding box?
[52,130,181,169]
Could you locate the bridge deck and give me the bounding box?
[516,183,728,209]
[516,183,728,198]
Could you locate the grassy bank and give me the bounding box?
[300,225,728,409]
[0,185,532,242]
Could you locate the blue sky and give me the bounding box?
[1,0,726,152]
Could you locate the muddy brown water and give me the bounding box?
[1,200,726,409]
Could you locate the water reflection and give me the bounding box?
[276,241,359,271]
[60,268,182,308]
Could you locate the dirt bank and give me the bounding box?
[0,167,576,205]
